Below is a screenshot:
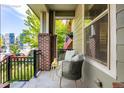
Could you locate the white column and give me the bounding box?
[40,12,43,33]
[40,12,48,33]
[46,12,49,33]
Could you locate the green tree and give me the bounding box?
[55,20,67,49]
[20,9,40,48]
[10,43,20,54]
[0,36,3,47]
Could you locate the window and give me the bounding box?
[84,4,107,26]
[84,4,109,66]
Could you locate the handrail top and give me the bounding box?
[0,56,33,63]
[10,56,33,58]
[0,56,8,63]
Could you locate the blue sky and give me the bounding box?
[1,4,29,36]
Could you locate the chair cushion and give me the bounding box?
[71,54,84,62]
[64,50,76,61]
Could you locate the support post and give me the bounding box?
[7,56,11,81]
[33,50,37,78]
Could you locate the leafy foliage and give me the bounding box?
[10,43,20,54]
[84,19,91,26]
[21,9,68,49]
[55,20,68,49]
[0,36,3,47]
[20,9,40,48]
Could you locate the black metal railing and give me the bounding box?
[0,50,41,86]
[9,56,34,81]
[34,50,41,77]
[0,57,9,84]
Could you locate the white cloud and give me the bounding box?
[11,4,29,20]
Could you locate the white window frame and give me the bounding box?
[84,4,117,79]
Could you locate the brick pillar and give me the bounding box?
[38,33,51,71]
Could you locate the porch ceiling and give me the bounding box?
[28,4,77,19]
[46,4,77,11]
[28,4,49,19]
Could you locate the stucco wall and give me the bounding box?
[73,4,124,88]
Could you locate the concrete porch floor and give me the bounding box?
[10,70,84,88]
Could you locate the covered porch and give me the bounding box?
[10,4,84,88]
[1,4,124,88]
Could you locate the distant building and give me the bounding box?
[9,33,15,44]
[5,33,15,46]
[4,33,15,53]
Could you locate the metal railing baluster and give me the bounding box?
[23,57,25,80]
[0,50,42,86]
[20,57,22,80]
[0,62,2,83]
[8,56,10,81]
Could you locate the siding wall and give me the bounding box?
[116,4,124,81]
[73,5,84,54]
[73,4,124,88]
